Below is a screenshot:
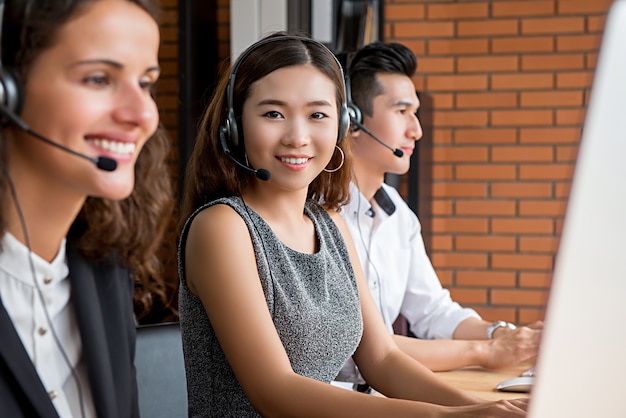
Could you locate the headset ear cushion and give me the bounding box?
[0,67,24,119]
[347,102,362,131]
[226,108,239,148]
[337,103,350,143]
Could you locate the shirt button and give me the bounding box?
[38,327,48,336]
[48,390,57,400]
[43,276,53,285]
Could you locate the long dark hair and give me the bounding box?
[180,32,353,228]
[0,0,174,319]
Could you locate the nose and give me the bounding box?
[408,112,423,142]
[113,82,158,129]
[282,116,311,147]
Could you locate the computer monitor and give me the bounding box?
[528,1,626,416]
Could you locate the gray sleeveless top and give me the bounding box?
[178,197,363,417]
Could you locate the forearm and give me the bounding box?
[393,334,485,372]
[357,346,481,406]
[452,317,493,340]
[254,373,445,418]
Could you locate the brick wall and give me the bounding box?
[384,0,614,324]
[154,0,614,324]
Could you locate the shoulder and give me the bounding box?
[185,201,249,248]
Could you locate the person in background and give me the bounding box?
[178,32,528,417]
[0,0,173,416]
[336,42,541,383]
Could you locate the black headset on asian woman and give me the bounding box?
[219,34,352,181]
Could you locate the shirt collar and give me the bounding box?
[348,182,397,218]
[0,232,69,288]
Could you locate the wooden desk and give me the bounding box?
[435,362,532,401]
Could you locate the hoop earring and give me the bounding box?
[323,146,345,173]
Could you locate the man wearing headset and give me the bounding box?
[336,42,543,387]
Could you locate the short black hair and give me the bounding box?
[347,42,417,117]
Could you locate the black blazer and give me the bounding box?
[0,240,139,418]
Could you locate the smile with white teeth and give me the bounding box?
[89,138,136,155]
[280,157,308,165]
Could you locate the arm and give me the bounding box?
[393,328,541,371]
[186,206,527,417]
[330,212,529,416]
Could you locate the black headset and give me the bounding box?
[220,35,351,159]
[0,0,24,122]
[345,74,363,130]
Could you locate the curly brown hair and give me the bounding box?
[0,0,174,319]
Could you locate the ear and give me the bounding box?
[350,128,362,140]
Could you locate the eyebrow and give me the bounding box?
[72,59,160,74]
[256,99,333,107]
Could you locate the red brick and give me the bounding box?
[432,164,454,180]
[491,110,553,126]
[491,182,553,198]
[432,111,489,128]
[520,272,554,288]
[556,108,587,125]
[395,21,455,38]
[491,288,550,305]
[385,4,425,20]
[427,75,489,91]
[432,251,489,268]
[475,308,518,323]
[431,234,453,250]
[455,234,517,250]
[519,308,547,323]
[556,71,595,88]
[586,52,599,69]
[521,17,585,34]
[449,288,488,304]
[427,3,489,19]
[456,92,517,109]
[492,36,554,54]
[417,57,455,73]
[491,218,554,234]
[491,73,554,90]
[432,217,490,234]
[519,236,561,253]
[587,15,607,32]
[519,200,568,216]
[519,127,582,144]
[491,146,554,162]
[557,0,614,15]
[428,39,489,55]
[456,270,517,287]
[557,34,602,52]
[492,1,554,18]
[455,201,517,217]
[430,93,454,109]
[457,19,519,36]
[554,182,573,199]
[456,164,517,180]
[457,56,519,73]
[556,145,579,162]
[455,129,517,145]
[520,90,584,107]
[399,40,427,56]
[519,163,575,180]
[433,146,488,162]
[432,182,488,198]
[432,129,454,145]
[521,54,585,71]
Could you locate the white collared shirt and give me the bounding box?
[342,182,480,339]
[0,232,95,418]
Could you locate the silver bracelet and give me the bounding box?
[487,320,517,339]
